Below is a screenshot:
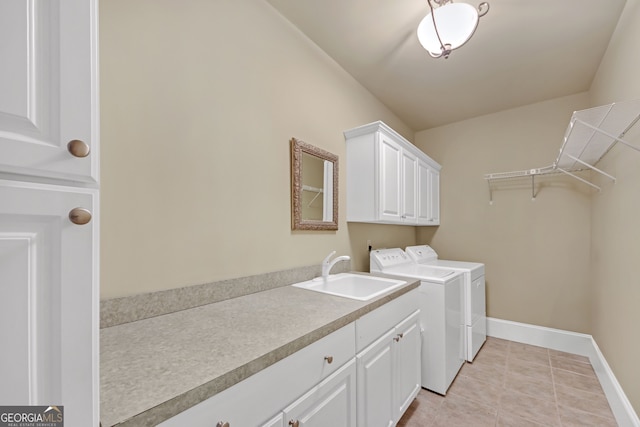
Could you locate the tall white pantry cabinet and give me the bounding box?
[344,121,440,226]
[0,0,100,426]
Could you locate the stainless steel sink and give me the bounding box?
[291,273,406,301]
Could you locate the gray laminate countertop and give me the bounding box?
[100,274,419,426]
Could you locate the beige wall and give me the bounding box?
[414,93,593,333]
[588,0,640,414]
[99,0,417,299]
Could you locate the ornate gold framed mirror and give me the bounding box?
[290,137,338,230]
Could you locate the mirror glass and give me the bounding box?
[291,138,338,230]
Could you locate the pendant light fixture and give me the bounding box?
[417,0,489,59]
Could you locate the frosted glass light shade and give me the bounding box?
[417,2,480,57]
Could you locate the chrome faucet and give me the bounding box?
[322,251,351,280]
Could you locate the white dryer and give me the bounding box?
[370,248,465,395]
[406,245,486,362]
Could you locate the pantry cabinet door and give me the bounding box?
[0,180,99,426]
[0,0,99,183]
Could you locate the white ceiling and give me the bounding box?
[266,0,627,130]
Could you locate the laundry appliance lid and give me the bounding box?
[379,264,461,283]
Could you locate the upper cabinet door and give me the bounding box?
[0,0,98,184]
[428,167,440,225]
[401,149,417,223]
[378,134,403,222]
[417,160,440,225]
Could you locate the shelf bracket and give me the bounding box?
[488,179,493,205]
[566,154,616,183]
[555,167,601,191]
[531,175,536,201]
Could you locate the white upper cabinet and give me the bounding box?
[0,0,99,184]
[344,121,440,226]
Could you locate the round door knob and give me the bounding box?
[67,139,90,158]
[324,356,333,364]
[216,422,230,427]
[69,208,92,225]
[289,420,299,427]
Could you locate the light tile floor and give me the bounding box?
[398,337,618,426]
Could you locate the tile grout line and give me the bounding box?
[549,348,564,426]
[494,340,512,426]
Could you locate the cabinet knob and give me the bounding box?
[324,356,333,364]
[289,420,299,427]
[216,422,230,427]
[67,139,91,158]
[394,333,404,342]
[69,208,92,225]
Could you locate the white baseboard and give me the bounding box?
[487,317,639,427]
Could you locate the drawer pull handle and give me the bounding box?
[289,420,300,427]
[394,333,404,342]
[216,422,230,427]
[324,356,333,364]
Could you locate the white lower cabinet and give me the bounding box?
[356,308,421,427]
[160,289,421,427]
[158,323,356,427]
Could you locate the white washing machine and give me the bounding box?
[405,245,486,362]
[370,248,465,395]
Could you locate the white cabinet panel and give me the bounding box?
[378,135,402,222]
[401,149,418,223]
[417,159,439,225]
[427,166,440,225]
[356,329,395,427]
[0,180,98,426]
[0,0,98,183]
[283,359,356,427]
[394,310,422,418]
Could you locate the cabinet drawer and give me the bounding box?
[356,289,420,352]
[159,322,356,427]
